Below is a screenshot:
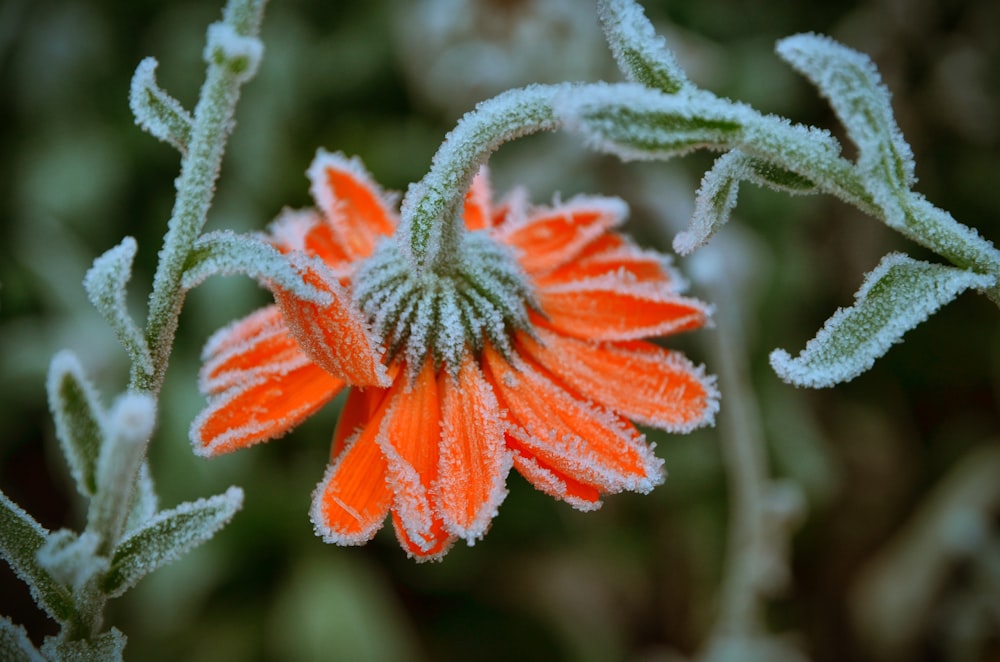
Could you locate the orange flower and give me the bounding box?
[191,150,718,560]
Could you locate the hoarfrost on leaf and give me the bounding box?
[597,0,690,93]
[129,58,194,154]
[47,351,108,498]
[204,22,263,82]
[770,253,996,387]
[84,237,155,377]
[0,616,43,662]
[104,486,244,597]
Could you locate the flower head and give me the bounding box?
[191,149,719,560]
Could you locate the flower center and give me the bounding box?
[354,231,535,373]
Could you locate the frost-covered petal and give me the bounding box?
[191,359,345,456]
[510,449,603,511]
[537,233,677,288]
[496,196,626,275]
[462,167,494,231]
[311,400,394,546]
[377,361,441,553]
[537,275,709,340]
[483,346,664,494]
[520,329,719,432]
[199,305,302,394]
[330,386,384,460]
[274,257,391,387]
[391,511,455,562]
[436,354,511,543]
[307,150,397,260]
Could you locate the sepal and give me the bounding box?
[84,238,155,378]
[597,0,690,93]
[182,230,334,305]
[103,486,243,598]
[46,351,107,498]
[770,253,996,387]
[129,57,194,154]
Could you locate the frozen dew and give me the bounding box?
[204,22,263,82]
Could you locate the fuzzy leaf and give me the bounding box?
[104,486,243,597]
[41,628,126,662]
[0,616,43,662]
[46,351,106,499]
[557,84,745,161]
[182,230,333,305]
[129,57,193,154]
[597,0,690,93]
[84,237,155,377]
[0,490,74,622]
[770,253,996,387]
[125,462,159,534]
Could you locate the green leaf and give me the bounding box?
[0,616,44,662]
[124,462,159,534]
[41,628,126,662]
[674,151,747,255]
[181,230,333,305]
[0,490,74,622]
[46,351,106,498]
[103,486,243,598]
[597,0,690,93]
[770,253,996,387]
[129,57,193,154]
[83,237,154,377]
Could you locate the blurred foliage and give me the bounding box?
[2,0,999,660]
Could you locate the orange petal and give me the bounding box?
[377,361,442,553]
[510,448,602,511]
[462,167,493,231]
[274,258,391,387]
[537,275,710,341]
[538,237,677,288]
[199,305,302,394]
[307,150,397,260]
[330,386,387,460]
[519,329,719,432]
[392,511,456,562]
[435,354,511,543]
[497,196,626,275]
[191,358,345,456]
[311,398,394,545]
[483,346,664,494]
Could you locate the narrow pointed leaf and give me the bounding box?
[182,230,333,305]
[0,616,44,662]
[46,351,107,498]
[124,462,159,534]
[104,486,243,597]
[129,57,193,153]
[0,490,74,622]
[770,253,996,387]
[597,0,690,93]
[674,151,747,255]
[84,238,154,377]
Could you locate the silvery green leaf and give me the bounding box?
[124,462,159,534]
[129,57,193,154]
[597,0,690,93]
[0,490,74,622]
[0,616,44,662]
[181,230,333,305]
[103,486,243,598]
[46,351,107,498]
[83,237,154,377]
[41,627,126,662]
[770,253,996,387]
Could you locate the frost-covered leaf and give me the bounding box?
[182,230,333,305]
[770,253,996,387]
[46,351,107,498]
[557,84,745,161]
[0,490,74,622]
[104,486,243,597]
[84,237,154,377]
[129,57,193,154]
[41,627,126,662]
[597,0,690,93]
[0,616,44,662]
[675,150,819,255]
[124,462,159,534]
[204,22,263,82]
[36,530,106,592]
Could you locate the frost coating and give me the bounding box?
[129,58,194,154]
[104,486,244,597]
[47,351,108,498]
[0,615,43,662]
[597,0,690,93]
[204,22,263,81]
[770,253,996,387]
[84,238,155,377]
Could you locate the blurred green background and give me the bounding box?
[2,0,999,660]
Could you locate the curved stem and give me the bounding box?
[401,84,568,272]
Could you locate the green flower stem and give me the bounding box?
[403,84,567,272]
[134,0,267,394]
